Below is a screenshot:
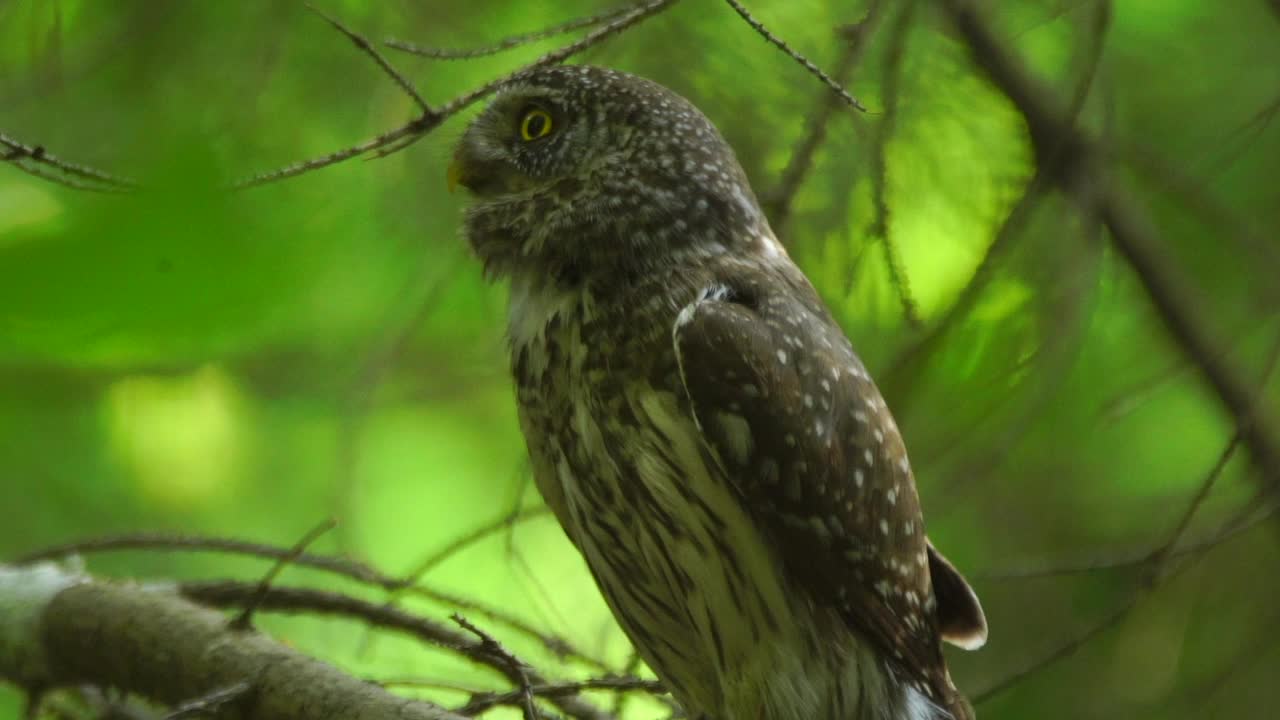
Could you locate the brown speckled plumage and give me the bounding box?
[453,65,986,720]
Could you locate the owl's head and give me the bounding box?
[451,65,767,283]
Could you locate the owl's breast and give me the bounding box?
[506,276,853,718]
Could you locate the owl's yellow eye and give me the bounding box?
[519,108,554,141]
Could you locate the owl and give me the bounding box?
[450,65,987,720]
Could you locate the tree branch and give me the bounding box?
[722,0,867,112]
[0,131,136,192]
[939,0,1280,492]
[234,0,680,189]
[762,5,884,231]
[0,563,467,720]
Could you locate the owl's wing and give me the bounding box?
[671,282,984,701]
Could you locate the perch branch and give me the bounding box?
[13,532,610,674]
[0,563,467,720]
[178,581,615,720]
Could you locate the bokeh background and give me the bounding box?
[2,0,1278,718]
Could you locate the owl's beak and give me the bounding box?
[447,145,505,196]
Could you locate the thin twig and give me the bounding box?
[763,3,885,230]
[610,653,649,717]
[977,494,1279,581]
[232,114,437,189]
[972,330,1280,702]
[179,582,611,720]
[453,615,540,720]
[402,507,551,590]
[885,4,1109,402]
[4,154,127,193]
[307,4,430,112]
[881,173,1048,405]
[12,532,611,673]
[1,130,136,191]
[229,519,336,630]
[330,257,456,555]
[234,0,680,189]
[861,0,921,326]
[941,0,1280,492]
[386,2,636,59]
[722,0,867,113]
[355,498,547,657]
[457,676,666,715]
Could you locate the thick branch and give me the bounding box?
[0,564,465,720]
[179,581,614,720]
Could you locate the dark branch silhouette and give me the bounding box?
[939,0,1280,492]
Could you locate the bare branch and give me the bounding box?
[1,130,136,192]
[230,518,336,631]
[862,0,922,327]
[178,582,613,720]
[455,677,665,716]
[234,0,680,189]
[12,532,611,675]
[940,0,1280,492]
[0,564,469,720]
[452,615,540,720]
[974,423,1267,702]
[2,156,125,193]
[401,507,553,589]
[979,497,1278,582]
[232,114,437,189]
[386,2,637,59]
[764,4,885,231]
[884,3,1108,401]
[307,4,430,112]
[722,0,867,113]
[880,173,1048,404]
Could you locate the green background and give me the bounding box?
[2,0,1278,717]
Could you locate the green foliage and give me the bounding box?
[2,1,1278,718]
